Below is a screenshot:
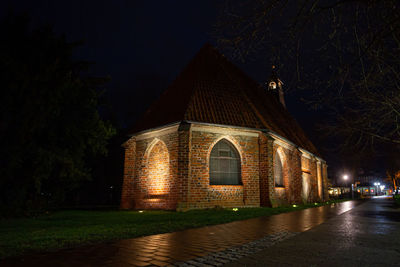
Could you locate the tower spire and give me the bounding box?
[266,65,286,108]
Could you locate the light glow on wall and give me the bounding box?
[317,163,322,199]
[147,141,170,197]
[302,173,310,202]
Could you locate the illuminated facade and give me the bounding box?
[121,44,329,210]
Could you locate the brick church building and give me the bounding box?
[121,44,328,211]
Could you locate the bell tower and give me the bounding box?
[266,65,286,108]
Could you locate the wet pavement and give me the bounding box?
[2,200,362,266]
[225,196,400,267]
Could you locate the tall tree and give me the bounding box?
[0,15,115,215]
[215,0,400,150]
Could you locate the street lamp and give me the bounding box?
[380,185,385,195]
[343,174,351,198]
[373,182,381,196]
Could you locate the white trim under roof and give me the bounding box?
[126,120,326,163]
[133,122,181,141]
[269,133,295,151]
[191,124,259,137]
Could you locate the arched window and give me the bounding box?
[209,139,241,185]
[274,152,284,187]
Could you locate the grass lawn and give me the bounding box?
[0,199,349,259]
[394,194,400,205]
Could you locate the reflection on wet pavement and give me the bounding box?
[224,196,400,267]
[2,201,362,267]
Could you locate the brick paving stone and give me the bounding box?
[176,231,300,266]
[184,260,205,266]
[153,255,172,262]
[138,253,156,258]
[154,253,170,258]
[149,260,170,266]
[168,254,195,262]
[124,259,151,267]
[142,249,158,253]
[135,256,153,262]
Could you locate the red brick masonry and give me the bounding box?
[121,122,329,210]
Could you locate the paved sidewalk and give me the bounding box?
[2,201,361,267]
[225,196,400,267]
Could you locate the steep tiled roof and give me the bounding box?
[129,44,319,156]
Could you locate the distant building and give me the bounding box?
[356,170,383,185]
[355,170,389,196]
[121,44,329,210]
[356,186,377,196]
[328,187,350,197]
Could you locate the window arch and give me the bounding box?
[146,140,170,195]
[274,151,284,187]
[209,139,241,185]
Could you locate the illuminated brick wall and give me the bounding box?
[185,125,260,209]
[120,138,136,209]
[120,127,180,210]
[317,162,323,200]
[300,155,321,203]
[260,140,323,207]
[145,141,170,205]
[287,149,303,204]
[322,163,329,200]
[271,146,290,206]
[136,132,180,210]
[265,144,303,207]
[121,122,328,210]
[259,134,272,206]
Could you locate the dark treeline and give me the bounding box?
[215,0,400,185]
[0,15,124,217]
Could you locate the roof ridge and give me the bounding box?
[127,43,320,156]
[207,46,320,155]
[212,49,268,129]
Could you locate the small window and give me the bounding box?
[274,152,284,187]
[209,139,241,185]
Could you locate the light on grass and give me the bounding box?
[292,204,297,207]
[232,208,239,212]
[314,203,318,205]
[138,210,144,213]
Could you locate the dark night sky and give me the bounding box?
[2,0,381,179]
[1,1,220,125]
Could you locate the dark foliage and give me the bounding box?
[216,0,400,149]
[0,15,116,216]
[215,0,400,178]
